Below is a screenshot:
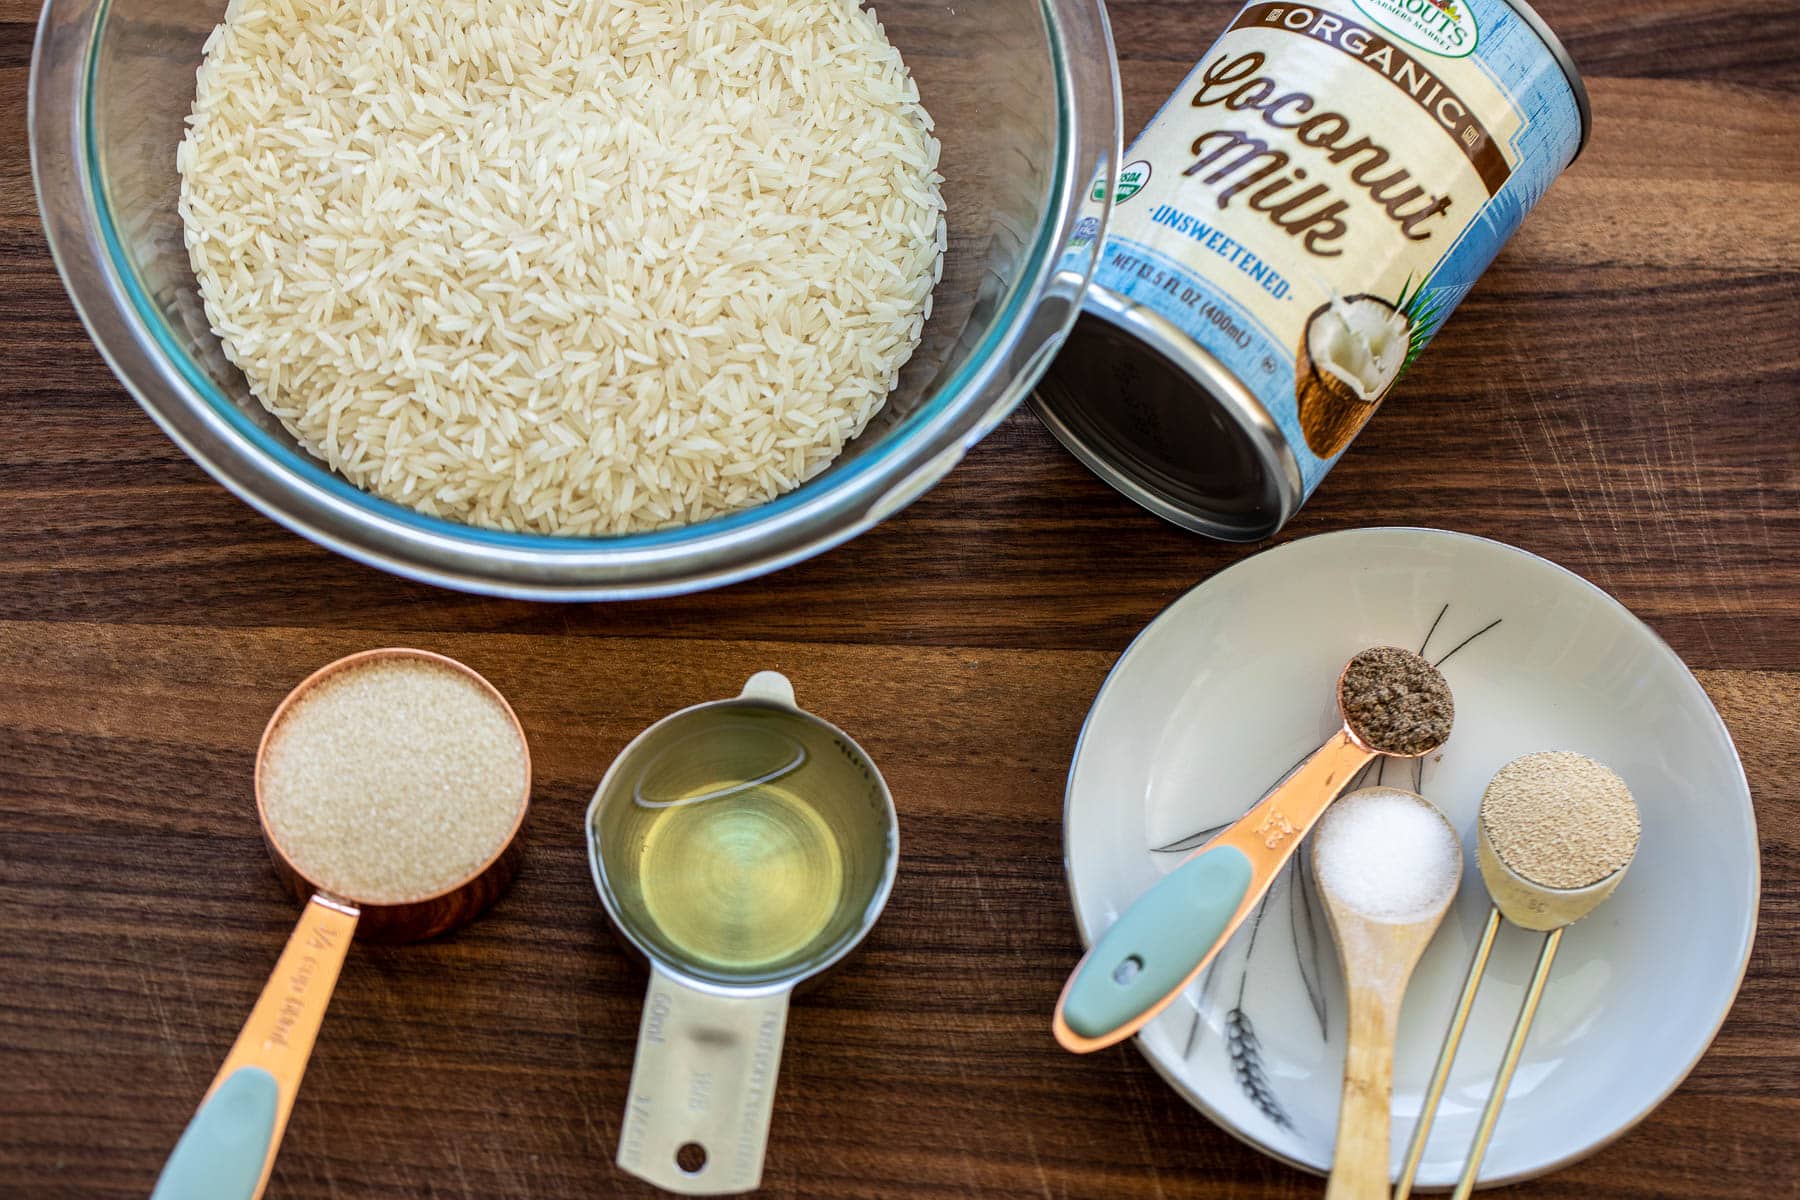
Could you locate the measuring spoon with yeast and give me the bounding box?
[1053,646,1454,1053]
[151,649,530,1200]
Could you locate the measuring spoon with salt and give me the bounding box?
[1312,787,1462,1200]
[1054,646,1454,1054]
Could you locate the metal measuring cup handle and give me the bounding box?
[618,967,795,1195]
[615,671,800,1196]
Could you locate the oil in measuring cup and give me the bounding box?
[629,711,850,976]
[587,672,898,1195]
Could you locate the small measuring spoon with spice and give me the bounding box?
[1312,787,1463,1200]
[1395,751,1640,1200]
[1054,646,1454,1053]
[151,649,531,1200]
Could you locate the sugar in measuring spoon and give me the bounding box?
[151,649,531,1200]
[1311,787,1463,1200]
[1396,751,1641,1200]
[1054,645,1455,1053]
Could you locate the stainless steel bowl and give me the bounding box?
[31,0,1118,599]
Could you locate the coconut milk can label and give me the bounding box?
[1094,160,1154,203]
[1074,0,1582,497]
[1353,0,1479,58]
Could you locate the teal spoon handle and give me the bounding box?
[1054,729,1376,1051]
[151,895,358,1199]
[1061,846,1253,1040]
[151,1067,280,1200]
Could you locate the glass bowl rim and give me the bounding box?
[34,0,1120,595]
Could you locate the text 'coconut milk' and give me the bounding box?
[1035,0,1589,539]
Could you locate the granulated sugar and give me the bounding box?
[1313,787,1463,922]
[261,657,527,905]
[1481,751,1638,890]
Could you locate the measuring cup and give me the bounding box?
[152,649,531,1200]
[586,672,898,1196]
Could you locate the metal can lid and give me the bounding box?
[1031,288,1305,542]
[1500,0,1592,160]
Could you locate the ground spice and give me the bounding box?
[1338,646,1454,756]
[1481,751,1639,890]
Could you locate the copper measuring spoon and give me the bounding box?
[151,649,530,1200]
[1053,647,1452,1053]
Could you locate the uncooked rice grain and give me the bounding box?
[178,0,945,534]
[260,657,527,904]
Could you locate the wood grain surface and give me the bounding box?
[1,0,1796,1197]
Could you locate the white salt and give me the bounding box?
[1313,787,1462,922]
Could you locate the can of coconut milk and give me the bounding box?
[1035,0,1589,539]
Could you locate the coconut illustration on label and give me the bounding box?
[1297,294,1408,457]
[1297,278,1444,457]
[1036,0,1591,541]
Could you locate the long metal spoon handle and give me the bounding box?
[1394,906,1503,1200]
[1449,926,1564,1200]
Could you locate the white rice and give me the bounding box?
[178,0,945,535]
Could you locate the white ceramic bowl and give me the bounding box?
[1063,527,1758,1188]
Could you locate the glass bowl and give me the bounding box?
[31,0,1117,599]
